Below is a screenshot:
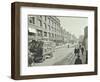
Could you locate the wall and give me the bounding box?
[0,0,100,82]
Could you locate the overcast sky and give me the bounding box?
[57,16,88,39]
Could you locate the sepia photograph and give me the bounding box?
[28,15,88,66]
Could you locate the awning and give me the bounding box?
[28,27,37,33]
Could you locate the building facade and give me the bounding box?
[28,15,77,46]
[28,15,64,45]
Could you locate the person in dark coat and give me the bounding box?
[75,55,82,64]
[77,48,80,56]
[85,50,88,64]
[81,47,84,55]
[74,47,77,56]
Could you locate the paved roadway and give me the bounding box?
[31,44,86,66]
[54,46,87,65]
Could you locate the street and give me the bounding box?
[54,45,87,65]
[31,44,87,66]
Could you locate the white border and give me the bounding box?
[20,7,95,75]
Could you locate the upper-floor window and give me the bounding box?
[48,18,50,24]
[45,16,46,21]
[44,23,47,29]
[29,17,35,24]
[44,32,47,37]
[38,20,42,26]
[52,33,54,38]
[39,16,42,18]
[51,20,53,26]
[49,33,51,37]
[29,19,32,23]
[48,25,50,30]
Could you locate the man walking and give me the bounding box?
[74,47,77,56]
[77,48,80,56]
[81,46,84,55]
[75,55,82,64]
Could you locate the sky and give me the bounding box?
[57,16,88,39]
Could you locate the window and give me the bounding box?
[39,16,42,18]
[29,19,32,23]
[52,26,54,31]
[51,20,53,26]
[45,16,46,21]
[55,28,56,32]
[44,32,47,37]
[37,30,42,36]
[54,22,56,27]
[55,34,56,38]
[32,17,35,24]
[52,33,54,38]
[48,25,50,30]
[29,17,35,24]
[38,20,42,26]
[44,23,47,29]
[48,18,50,23]
[48,33,51,37]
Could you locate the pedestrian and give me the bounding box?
[68,44,69,48]
[75,55,82,64]
[74,47,77,56]
[77,48,80,56]
[85,50,88,64]
[79,45,81,49]
[81,47,84,55]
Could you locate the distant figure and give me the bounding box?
[74,47,77,56]
[77,48,80,56]
[81,47,84,55]
[75,55,82,64]
[68,45,69,48]
[79,45,81,49]
[85,50,88,64]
